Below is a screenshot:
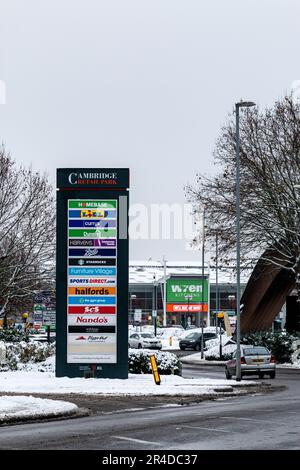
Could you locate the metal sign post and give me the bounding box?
[217,312,224,358]
[56,168,129,378]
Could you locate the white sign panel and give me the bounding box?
[67,200,117,363]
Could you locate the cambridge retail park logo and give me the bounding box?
[68,172,118,185]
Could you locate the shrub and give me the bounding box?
[4,341,55,370]
[128,350,181,375]
[204,343,237,361]
[0,328,28,343]
[241,331,295,364]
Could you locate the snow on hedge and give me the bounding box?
[1,343,181,376]
[205,335,235,350]
[0,341,55,371]
[204,343,237,360]
[128,349,181,375]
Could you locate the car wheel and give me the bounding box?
[180,346,185,350]
[194,344,200,351]
[269,371,276,379]
[225,367,232,380]
[138,343,142,349]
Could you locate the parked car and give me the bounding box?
[128,332,162,350]
[179,331,217,351]
[225,345,276,379]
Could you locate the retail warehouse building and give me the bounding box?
[128,261,249,327]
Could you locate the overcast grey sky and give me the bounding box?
[0,0,299,261]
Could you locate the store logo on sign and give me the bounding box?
[81,210,94,218]
[78,259,84,266]
[171,284,202,293]
[80,210,106,218]
[75,335,108,342]
[84,249,98,257]
[76,316,109,323]
[84,307,100,313]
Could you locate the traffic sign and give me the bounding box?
[42,312,56,326]
[134,309,142,322]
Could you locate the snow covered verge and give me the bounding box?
[0,395,78,424]
[0,356,257,396]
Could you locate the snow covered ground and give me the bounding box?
[277,361,300,369]
[0,395,78,423]
[0,356,255,396]
[161,338,180,350]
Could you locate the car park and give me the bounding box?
[179,331,217,351]
[225,345,276,379]
[128,332,162,350]
[157,327,185,339]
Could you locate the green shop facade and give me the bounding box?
[128,262,246,328]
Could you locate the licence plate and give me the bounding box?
[252,358,264,363]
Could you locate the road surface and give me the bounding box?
[0,364,299,450]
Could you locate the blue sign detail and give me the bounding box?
[69,220,116,228]
[68,296,116,305]
[68,267,117,276]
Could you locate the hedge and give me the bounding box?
[128,349,181,375]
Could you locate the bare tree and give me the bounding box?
[186,95,300,279]
[0,146,55,325]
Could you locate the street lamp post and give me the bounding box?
[130,293,137,329]
[153,275,158,337]
[235,100,256,381]
[200,207,206,358]
[184,294,192,329]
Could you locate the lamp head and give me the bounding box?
[236,100,256,108]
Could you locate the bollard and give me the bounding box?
[169,335,172,347]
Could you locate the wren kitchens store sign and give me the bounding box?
[56,168,129,378]
[166,276,209,313]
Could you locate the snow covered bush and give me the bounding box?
[203,336,236,361]
[205,335,235,350]
[241,331,295,364]
[204,343,237,361]
[4,341,55,370]
[128,350,181,375]
[0,328,28,343]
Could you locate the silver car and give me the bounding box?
[225,345,276,379]
[128,332,162,350]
